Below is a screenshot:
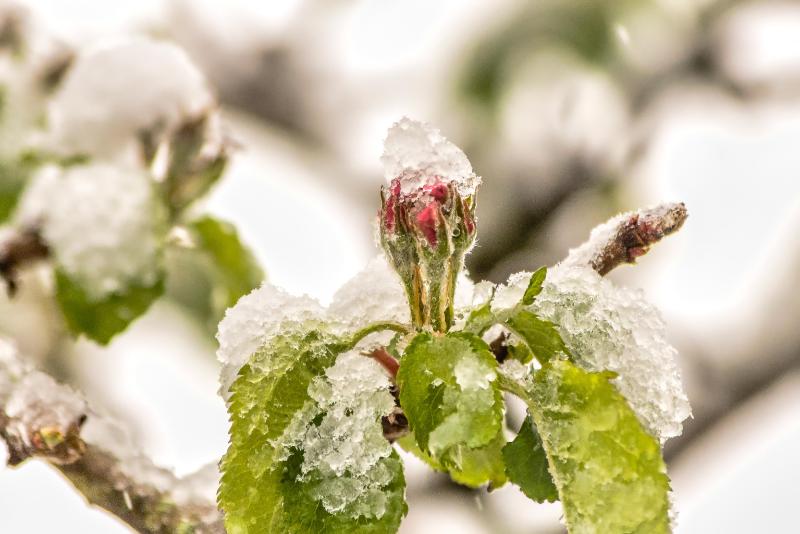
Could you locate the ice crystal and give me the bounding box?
[216,282,325,401]
[16,163,164,300]
[49,38,212,158]
[272,351,396,519]
[530,265,691,442]
[491,271,531,313]
[381,117,480,197]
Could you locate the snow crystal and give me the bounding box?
[454,354,495,391]
[49,38,213,158]
[216,282,325,401]
[499,358,533,388]
[381,117,480,197]
[328,255,410,332]
[272,351,396,519]
[491,271,532,313]
[530,265,691,442]
[16,163,164,300]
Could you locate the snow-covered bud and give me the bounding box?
[378,118,480,332]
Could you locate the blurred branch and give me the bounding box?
[0,344,224,534]
[0,227,49,296]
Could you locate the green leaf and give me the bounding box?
[529,359,671,533]
[54,268,164,345]
[521,266,546,305]
[167,215,264,328]
[220,330,407,534]
[189,216,263,307]
[502,416,557,503]
[505,310,569,364]
[0,158,33,223]
[397,431,507,489]
[396,331,506,487]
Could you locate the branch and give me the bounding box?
[561,202,688,275]
[0,340,224,534]
[0,226,49,296]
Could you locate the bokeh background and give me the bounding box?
[2,0,800,532]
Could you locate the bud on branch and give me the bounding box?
[378,119,480,332]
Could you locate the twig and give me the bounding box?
[561,202,688,275]
[0,340,224,534]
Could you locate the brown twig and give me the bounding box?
[562,202,688,275]
[0,342,224,534]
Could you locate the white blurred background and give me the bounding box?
[2,0,800,532]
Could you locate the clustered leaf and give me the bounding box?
[212,120,686,534]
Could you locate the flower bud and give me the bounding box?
[378,118,479,332]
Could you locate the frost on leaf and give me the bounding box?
[530,359,671,533]
[493,265,690,442]
[48,38,213,159]
[216,281,325,402]
[272,351,400,520]
[219,331,406,534]
[381,117,480,197]
[396,332,506,487]
[532,265,691,442]
[217,255,411,402]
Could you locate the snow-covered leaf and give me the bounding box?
[220,331,407,534]
[502,415,557,503]
[531,265,691,442]
[529,359,671,533]
[396,331,506,487]
[54,267,164,345]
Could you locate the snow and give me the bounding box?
[271,351,396,519]
[328,255,410,332]
[16,163,164,300]
[454,354,495,391]
[48,38,213,158]
[381,117,480,197]
[531,265,691,442]
[491,271,532,313]
[217,253,413,401]
[216,281,325,401]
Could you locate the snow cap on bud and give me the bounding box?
[378,118,479,332]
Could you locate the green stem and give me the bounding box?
[347,321,411,349]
